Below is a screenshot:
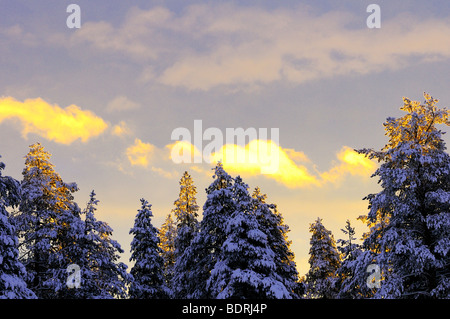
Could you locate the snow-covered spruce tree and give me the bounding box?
[0,157,36,299]
[71,190,129,299]
[158,212,176,296]
[305,218,341,299]
[357,93,450,298]
[207,176,291,299]
[335,219,363,299]
[338,214,386,299]
[252,187,302,298]
[14,143,84,298]
[49,199,87,299]
[337,220,359,261]
[129,199,167,299]
[171,171,199,298]
[182,163,235,298]
[62,190,101,299]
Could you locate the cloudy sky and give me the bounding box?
[1,0,450,275]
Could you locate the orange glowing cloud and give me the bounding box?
[167,140,203,164]
[0,96,108,144]
[210,140,321,188]
[126,138,155,167]
[319,146,376,184]
[111,121,132,137]
[209,141,375,188]
[136,139,376,187]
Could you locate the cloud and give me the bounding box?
[165,138,376,188]
[125,138,180,178]
[69,7,173,60]
[126,138,155,167]
[0,96,108,144]
[111,120,132,137]
[62,4,450,91]
[166,140,203,164]
[106,95,141,113]
[319,146,376,184]
[1,24,39,46]
[210,139,321,187]
[158,8,450,90]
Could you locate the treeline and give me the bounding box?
[0,143,301,299]
[1,92,449,299]
[0,144,129,299]
[130,167,301,299]
[303,94,449,299]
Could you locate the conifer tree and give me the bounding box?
[129,199,167,299]
[357,93,450,298]
[207,176,290,299]
[14,143,83,298]
[0,157,36,299]
[171,171,199,298]
[62,190,100,299]
[338,215,384,299]
[305,218,341,299]
[252,187,302,298]
[173,171,199,258]
[337,220,359,260]
[158,212,176,295]
[182,163,235,298]
[77,191,130,299]
[335,220,362,299]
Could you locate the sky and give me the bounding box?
[1,0,450,276]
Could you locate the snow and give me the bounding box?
[2,104,450,300]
